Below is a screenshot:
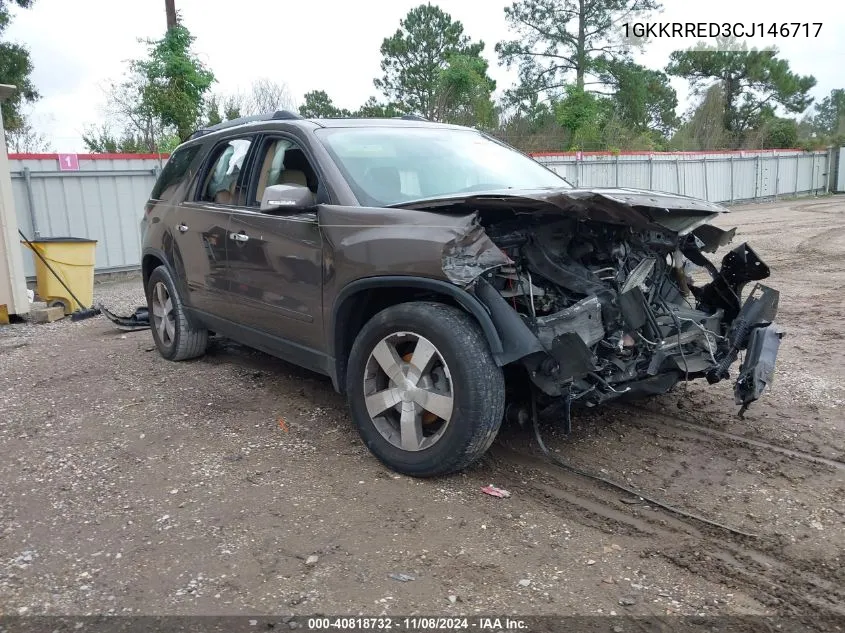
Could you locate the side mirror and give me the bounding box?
[259,184,315,213]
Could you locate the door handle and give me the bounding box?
[177,223,189,233]
[229,232,249,242]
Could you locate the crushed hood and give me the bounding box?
[392,186,729,233]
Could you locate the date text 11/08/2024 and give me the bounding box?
[623,22,823,38]
[306,617,528,631]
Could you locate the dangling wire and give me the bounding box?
[525,270,537,320]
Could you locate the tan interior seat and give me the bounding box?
[213,170,241,203]
[254,142,317,208]
[280,170,308,187]
[255,141,312,203]
[214,187,234,205]
[255,142,280,202]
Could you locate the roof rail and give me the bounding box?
[271,110,302,120]
[187,110,303,140]
[400,114,428,121]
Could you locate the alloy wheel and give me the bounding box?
[151,281,176,348]
[363,331,454,452]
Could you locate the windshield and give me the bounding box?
[315,127,570,207]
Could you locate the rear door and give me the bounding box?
[176,135,255,316]
[224,134,325,351]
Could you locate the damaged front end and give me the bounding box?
[404,188,784,419]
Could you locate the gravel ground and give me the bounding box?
[1,196,843,621]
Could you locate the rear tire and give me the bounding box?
[346,301,505,477]
[146,265,208,361]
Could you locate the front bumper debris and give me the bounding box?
[100,305,150,331]
[702,283,782,416]
[735,322,784,417]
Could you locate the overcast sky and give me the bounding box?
[6,0,844,152]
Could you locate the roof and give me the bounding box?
[187,111,470,142]
[308,118,467,130]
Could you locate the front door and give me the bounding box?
[224,136,324,351]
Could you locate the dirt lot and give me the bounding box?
[1,196,843,621]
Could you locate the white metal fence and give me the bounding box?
[534,148,833,204]
[8,148,838,277]
[835,147,845,193]
[10,154,163,278]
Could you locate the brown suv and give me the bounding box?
[141,111,783,477]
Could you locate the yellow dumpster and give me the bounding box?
[22,238,97,314]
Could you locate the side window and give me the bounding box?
[252,137,320,207]
[150,145,200,201]
[198,138,253,205]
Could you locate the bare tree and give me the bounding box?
[102,74,165,152]
[86,72,181,153]
[205,79,298,124]
[247,78,297,114]
[5,113,50,153]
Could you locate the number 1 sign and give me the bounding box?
[57,154,80,171]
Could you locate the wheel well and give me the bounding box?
[142,253,205,332]
[142,254,164,288]
[333,285,497,394]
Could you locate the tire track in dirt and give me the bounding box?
[796,226,845,259]
[486,440,845,618]
[790,200,845,214]
[617,405,845,470]
[572,402,845,548]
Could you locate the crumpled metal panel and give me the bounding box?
[534,296,605,348]
[318,206,512,290]
[441,217,513,286]
[393,186,729,229]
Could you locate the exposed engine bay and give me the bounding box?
[481,213,782,412]
[400,188,785,419]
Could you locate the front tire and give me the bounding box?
[146,265,208,361]
[346,301,505,477]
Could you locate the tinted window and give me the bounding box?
[199,138,253,205]
[150,145,200,200]
[314,127,568,207]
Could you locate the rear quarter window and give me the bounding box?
[150,145,202,201]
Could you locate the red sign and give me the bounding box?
[57,154,80,171]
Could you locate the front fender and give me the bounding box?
[331,275,505,359]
